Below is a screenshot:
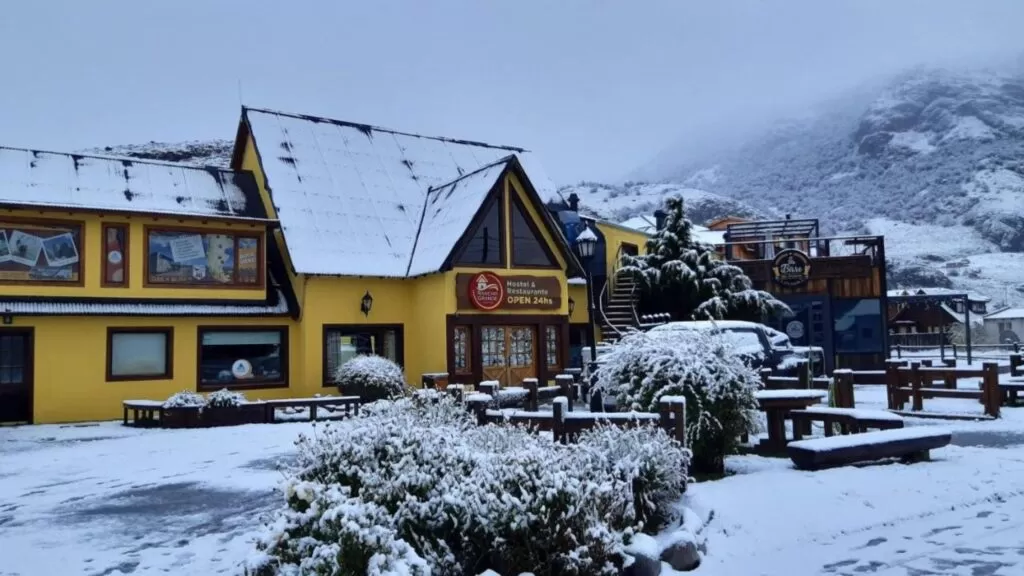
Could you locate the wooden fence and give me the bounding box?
[462,392,686,445]
[886,361,1000,418]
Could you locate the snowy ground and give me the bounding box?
[5,393,1024,575]
[0,422,309,576]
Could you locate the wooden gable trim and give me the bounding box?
[508,187,560,269]
[440,177,506,270]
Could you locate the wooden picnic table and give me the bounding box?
[754,389,828,455]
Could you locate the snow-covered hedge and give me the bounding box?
[334,354,407,401]
[205,388,247,408]
[162,390,206,409]
[246,396,690,575]
[593,329,761,474]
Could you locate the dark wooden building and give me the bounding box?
[721,218,888,371]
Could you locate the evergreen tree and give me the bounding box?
[623,195,790,323]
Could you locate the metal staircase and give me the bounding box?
[598,251,641,342]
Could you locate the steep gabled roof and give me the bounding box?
[239,107,563,277]
[407,158,510,277]
[0,146,267,221]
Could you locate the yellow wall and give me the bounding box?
[568,283,590,324]
[21,316,302,423]
[595,221,648,280]
[24,138,586,423]
[0,207,268,301]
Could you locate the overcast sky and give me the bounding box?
[3,1,1024,184]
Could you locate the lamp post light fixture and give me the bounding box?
[360,291,373,317]
[574,225,599,373]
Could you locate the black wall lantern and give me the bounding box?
[568,297,576,317]
[360,291,373,317]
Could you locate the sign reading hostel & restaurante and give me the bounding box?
[457,272,562,311]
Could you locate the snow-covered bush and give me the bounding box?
[593,329,761,475]
[162,390,206,409]
[205,388,247,408]
[333,355,407,401]
[247,395,690,575]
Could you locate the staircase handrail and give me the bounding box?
[598,244,641,337]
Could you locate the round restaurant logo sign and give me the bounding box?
[772,249,811,287]
[786,320,805,340]
[231,359,253,379]
[468,271,506,311]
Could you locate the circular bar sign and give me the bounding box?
[468,271,506,311]
[772,249,811,287]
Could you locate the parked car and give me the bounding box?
[646,320,825,376]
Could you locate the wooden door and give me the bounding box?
[479,326,537,386]
[507,326,536,385]
[0,330,32,424]
[480,326,508,384]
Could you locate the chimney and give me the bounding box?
[654,209,667,231]
[567,192,580,212]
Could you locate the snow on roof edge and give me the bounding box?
[0,291,290,316]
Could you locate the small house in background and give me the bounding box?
[887,288,990,346]
[983,307,1024,344]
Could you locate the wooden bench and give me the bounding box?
[261,396,361,422]
[999,380,1024,406]
[790,407,904,440]
[122,400,166,427]
[787,428,952,471]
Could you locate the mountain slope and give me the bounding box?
[554,181,768,226]
[628,68,1024,307]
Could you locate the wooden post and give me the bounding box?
[478,382,498,404]
[797,360,810,389]
[447,384,465,403]
[556,374,575,411]
[834,369,855,409]
[590,388,603,413]
[552,397,566,444]
[919,359,933,389]
[525,378,539,412]
[885,365,899,410]
[1011,354,1023,377]
[760,368,772,389]
[467,395,490,426]
[896,344,902,359]
[982,362,1000,418]
[658,396,686,447]
[910,362,923,411]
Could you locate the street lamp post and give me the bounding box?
[575,225,599,375]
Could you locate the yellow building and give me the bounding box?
[0,108,656,425]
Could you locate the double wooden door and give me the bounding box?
[480,326,536,386]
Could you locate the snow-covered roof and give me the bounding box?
[986,307,1024,320]
[619,215,657,234]
[0,146,266,221]
[887,287,990,302]
[406,159,509,276]
[0,292,289,316]
[242,107,560,277]
[617,214,725,245]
